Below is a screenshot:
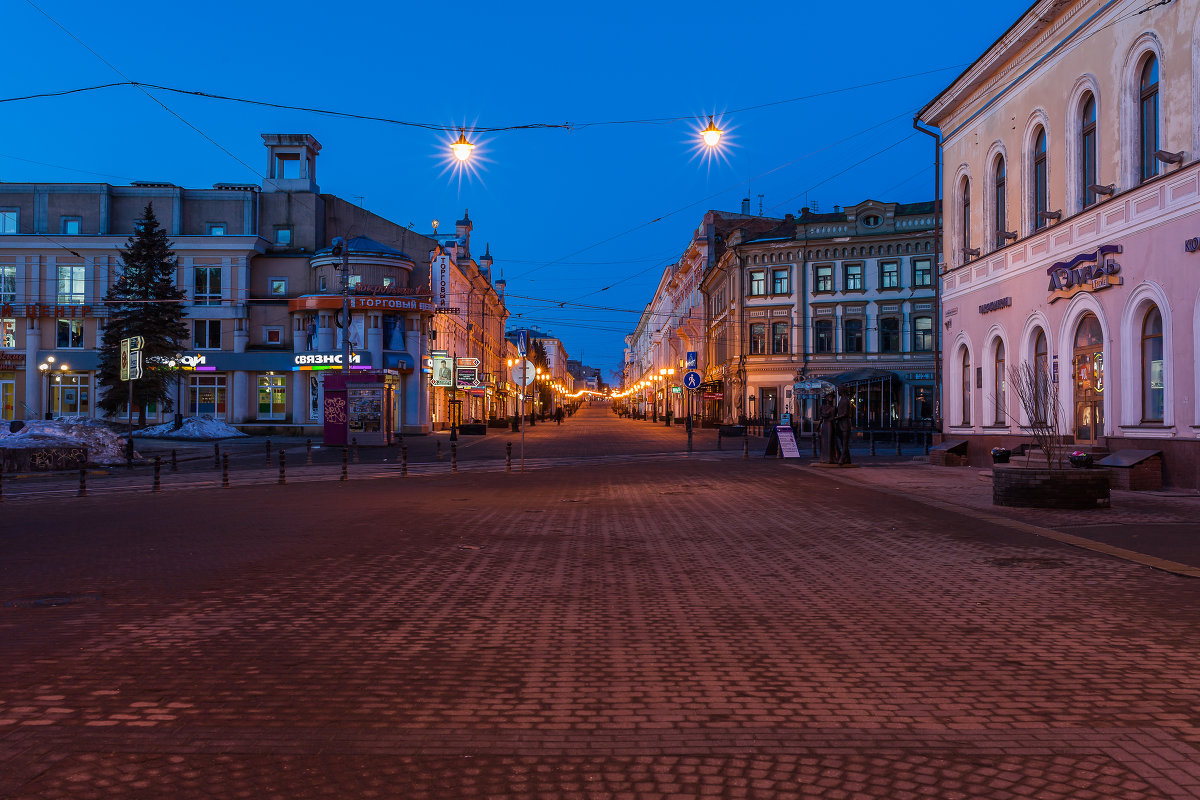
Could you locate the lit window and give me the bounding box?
[1141,306,1163,422]
[0,318,15,348]
[0,259,16,302]
[993,340,1006,424]
[57,262,86,305]
[1033,329,1048,423]
[749,323,766,354]
[771,321,789,354]
[961,349,972,425]
[57,319,85,349]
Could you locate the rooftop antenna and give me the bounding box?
[758,194,764,215]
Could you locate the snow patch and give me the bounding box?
[0,418,134,464]
[138,416,248,440]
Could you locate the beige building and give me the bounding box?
[917,0,1200,487]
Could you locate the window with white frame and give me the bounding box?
[771,268,789,295]
[913,258,932,287]
[879,260,899,289]
[257,373,287,420]
[1138,55,1159,183]
[188,374,227,417]
[912,316,932,352]
[57,261,86,305]
[748,270,766,296]
[814,264,833,293]
[844,263,863,291]
[0,259,15,302]
[269,278,288,296]
[193,319,221,350]
[263,326,283,345]
[57,319,84,349]
[194,265,222,306]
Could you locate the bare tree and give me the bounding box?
[1007,361,1065,470]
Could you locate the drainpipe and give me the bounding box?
[913,117,943,430]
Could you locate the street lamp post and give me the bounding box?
[169,352,184,430]
[38,355,56,419]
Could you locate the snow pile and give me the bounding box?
[138,416,247,440]
[0,418,133,464]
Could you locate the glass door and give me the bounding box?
[1072,314,1104,443]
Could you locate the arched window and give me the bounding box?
[961,177,972,257]
[993,155,1007,247]
[1139,56,1159,182]
[1033,329,1048,423]
[1032,128,1048,230]
[1141,306,1163,421]
[1080,93,1098,207]
[961,349,972,426]
[993,340,1006,424]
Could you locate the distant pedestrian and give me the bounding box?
[555,407,564,425]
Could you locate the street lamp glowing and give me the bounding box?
[700,116,723,148]
[450,130,475,162]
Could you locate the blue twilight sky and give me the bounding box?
[3,0,1031,380]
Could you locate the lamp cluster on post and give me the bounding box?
[37,355,69,420]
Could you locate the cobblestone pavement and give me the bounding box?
[4,406,1200,798]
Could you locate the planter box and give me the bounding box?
[993,466,1110,509]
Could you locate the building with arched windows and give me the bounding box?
[917,0,1200,488]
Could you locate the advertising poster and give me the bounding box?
[432,355,454,387]
[456,367,479,388]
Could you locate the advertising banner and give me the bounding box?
[432,354,455,387]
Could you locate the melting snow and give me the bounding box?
[138,416,247,440]
[0,418,134,464]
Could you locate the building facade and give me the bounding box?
[0,133,439,433]
[703,202,938,429]
[917,0,1200,488]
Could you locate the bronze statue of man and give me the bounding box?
[834,387,853,465]
[818,393,837,463]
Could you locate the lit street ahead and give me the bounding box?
[3,405,1200,799]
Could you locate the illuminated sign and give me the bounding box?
[293,352,368,371]
[1047,244,1122,303]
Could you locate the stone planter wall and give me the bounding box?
[992,467,1111,509]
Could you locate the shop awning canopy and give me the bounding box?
[383,353,415,372]
[828,367,900,386]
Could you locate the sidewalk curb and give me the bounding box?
[789,463,1200,580]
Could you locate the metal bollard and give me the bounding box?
[436,440,443,461]
[401,444,408,477]
[306,438,313,466]
[451,443,458,473]
[341,447,348,481]
[869,430,876,456]
[78,467,87,497]
[153,456,161,492]
[896,432,903,457]
[506,441,512,472]
[279,450,286,485]
[743,435,749,461]
[222,453,230,488]
[214,443,220,469]
[171,448,178,472]
[265,438,272,467]
[353,437,359,464]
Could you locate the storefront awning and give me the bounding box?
[828,367,899,386]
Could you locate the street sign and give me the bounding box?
[129,350,143,380]
[686,351,697,369]
[516,330,528,357]
[511,359,535,386]
[683,370,701,389]
[126,336,145,351]
[119,340,130,381]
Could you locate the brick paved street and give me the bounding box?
[3,406,1200,798]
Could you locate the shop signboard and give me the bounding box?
[292,352,366,371]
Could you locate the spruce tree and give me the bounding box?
[97,204,189,424]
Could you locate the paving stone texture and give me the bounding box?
[3,405,1200,798]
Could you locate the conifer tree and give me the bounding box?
[97,204,189,424]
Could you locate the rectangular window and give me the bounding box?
[880,261,899,289]
[194,266,222,306]
[257,374,287,420]
[348,275,362,289]
[0,260,15,302]
[57,319,84,349]
[269,278,288,296]
[771,321,789,354]
[814,264,833,293]
[206,223,227,236]
[57,262,86,305]
[50,373,89,416]
[61,216,82,235]
[188,374,227,418]
[844,263,863,291]
[814,319,834,353]
[749,323,766,355]
[193,319,221,350]
[771,268,789,295]
[274,226,293,245]
[264,326,283,345]
[843,318,864,353]
[748,271,766,296]
[913,316,933,352]
[1,318,15,348]
[913,258,932,288]
[879,318,901,353]
[0,209,17,234]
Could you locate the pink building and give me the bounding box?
[917,0,1200,489]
